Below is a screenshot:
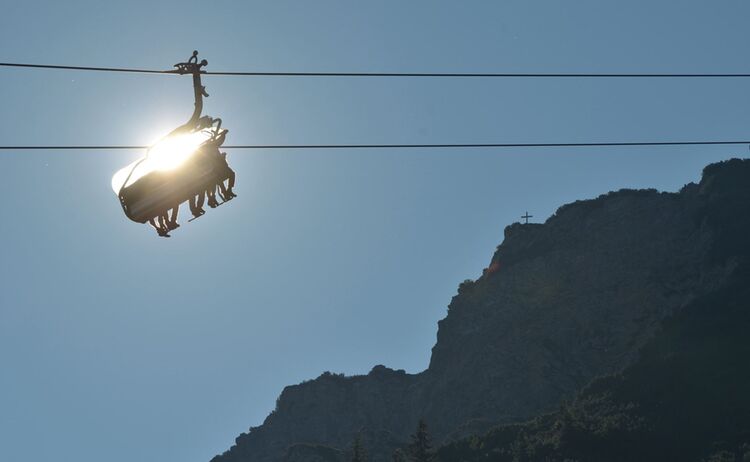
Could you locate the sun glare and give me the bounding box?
[111,129,213,193]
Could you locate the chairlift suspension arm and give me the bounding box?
[173,50,209,130]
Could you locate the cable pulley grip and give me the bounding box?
[173,50,207,75]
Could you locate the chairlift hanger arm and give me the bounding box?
[172,50,209,130]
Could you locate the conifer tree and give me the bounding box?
[392,448,407,462]
[352,434,367,462]
[406,419,434,462]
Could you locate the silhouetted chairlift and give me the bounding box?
[111,51,235,236]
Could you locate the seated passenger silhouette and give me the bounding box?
[204,150,235,205]
[217,151,236,200]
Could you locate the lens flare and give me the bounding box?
[111,129,214,193]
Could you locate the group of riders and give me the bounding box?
[115,52,241,237]
[148,143,236,238]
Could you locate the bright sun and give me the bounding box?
[111,129,214,193]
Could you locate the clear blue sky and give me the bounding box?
[1,2,748,461]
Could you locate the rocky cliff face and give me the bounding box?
[212,159,746,462]
[437,158,750,461]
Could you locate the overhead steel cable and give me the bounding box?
[3,62,750,78]
[0,62,174,75]
[2,140,750,150]
[199,72,750,78]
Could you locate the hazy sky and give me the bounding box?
[2,2,749,461]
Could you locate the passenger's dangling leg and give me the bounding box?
[217,179,229,201]
[207,184,219,208]
[190,191,206,218]
[149,216,170,237]
[225,167,236,199]
[158,213,171,235]
[166,205,180,230]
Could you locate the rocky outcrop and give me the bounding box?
[212,159,748,462]
[219,368,423,462]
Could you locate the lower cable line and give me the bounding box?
[1,140,750,151]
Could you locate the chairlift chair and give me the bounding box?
[111,51,234,228]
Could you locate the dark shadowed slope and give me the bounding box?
[212,159,749,462]
[438,158,750,461]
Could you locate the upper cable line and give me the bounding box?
[3,140,750,151]
[3,61,750,78]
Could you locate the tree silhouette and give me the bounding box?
[406,419,434,462]
[392,448,407,462]
[351,434,367,462]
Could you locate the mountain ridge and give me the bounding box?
[438,159,750,460]
[212,158,749,462]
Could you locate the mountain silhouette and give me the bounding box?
[212,159,750,462]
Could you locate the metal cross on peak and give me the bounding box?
[521,211,533,224]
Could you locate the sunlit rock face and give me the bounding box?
[211,160,748,462]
